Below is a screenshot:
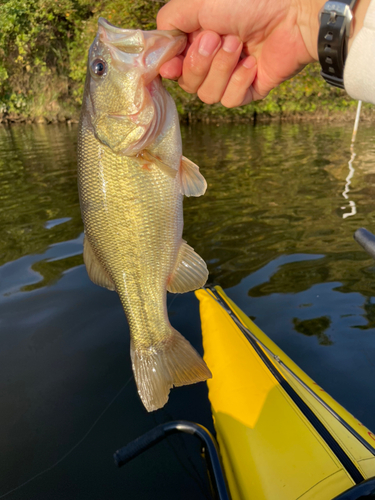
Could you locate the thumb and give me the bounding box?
[157,0,202,32]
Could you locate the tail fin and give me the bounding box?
[130,329,212,412]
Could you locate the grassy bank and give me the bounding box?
[0,0,371,124]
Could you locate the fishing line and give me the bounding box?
[0,376,133,499]
[153,410,212,500]
[164,431,212,500]
[166,292,179,311]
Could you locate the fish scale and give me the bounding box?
[78,18,211,411]
[79,130,176,338]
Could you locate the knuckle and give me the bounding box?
[221,86,249,108]
[230,71,248,88]
[179,81,198,94]
[184,51,211,77]
[221,95,243,108]
[212,53,233,74]
[197,88,220,105]
[186,60,209,78]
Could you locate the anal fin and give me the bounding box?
[83,236,115,291]
[167,240,208,294]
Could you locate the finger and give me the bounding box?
[188,31,202,44]
[157,0,202,32]
[160,55,184,80]
[250,87,267,102]
[178,31,222,94]
[248,77,270,102]
[249,58,274,100]
[240,86,267,106]
[159,31,202,80]
[196,35,242,104]
[220,56,257,108]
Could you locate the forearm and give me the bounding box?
[349,0,372,50]
[344,0,375,102]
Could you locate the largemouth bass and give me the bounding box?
[78,18,211,412]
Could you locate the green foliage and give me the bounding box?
[0,0,365,122]
[0,0,92,119]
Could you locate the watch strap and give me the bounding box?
[318,0,358,89]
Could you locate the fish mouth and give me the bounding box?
[98,17,187,59]
[98,18,124,33]
[98,17,185,43]
[97,18,186,85]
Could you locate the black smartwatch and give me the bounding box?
[318,0,358,89]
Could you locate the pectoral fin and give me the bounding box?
[167,240,208,293]
[180,156,207,197]
[83,236,116,291]
[136,150,177,178]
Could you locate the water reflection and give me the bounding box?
[1,122,375,498]
[183,122,375,293]
[0,125,82,269]
[292,316,333,346]
[3,122,375,295]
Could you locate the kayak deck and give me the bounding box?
[195,286,375,500]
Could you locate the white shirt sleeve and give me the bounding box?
[344,0,375,102]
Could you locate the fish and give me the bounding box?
[77,18,212,412]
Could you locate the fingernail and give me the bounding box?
[223,35,241,53]
[243,55,256,69]
[198,33,220,57]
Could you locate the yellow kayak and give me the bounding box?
[195,286,375,500]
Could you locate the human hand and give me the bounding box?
[157,0,324,107]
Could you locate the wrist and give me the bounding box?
[297,0,326,62]
[297,0,370,63]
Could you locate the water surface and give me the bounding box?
[1,121,375,499]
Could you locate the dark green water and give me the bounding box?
[1,121,375,499]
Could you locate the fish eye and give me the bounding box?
[91,58,107,77]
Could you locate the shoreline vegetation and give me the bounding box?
[1,0,373,125]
